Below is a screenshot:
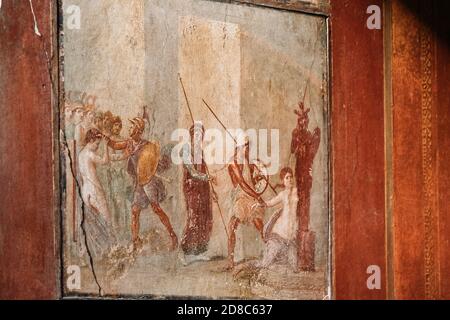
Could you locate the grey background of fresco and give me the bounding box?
[62,0,329,291]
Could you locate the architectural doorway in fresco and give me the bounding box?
[61,0,330,299]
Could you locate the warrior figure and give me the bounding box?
[106,117,178,250]
[227,137,265,269]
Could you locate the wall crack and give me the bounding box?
[29,0,42,37]
[61,130,104,297]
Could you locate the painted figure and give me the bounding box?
[78,128,116,258]
[78,128,113,224]
[106,117,178,251]
[180,122,216,265]
[63,100,79,247]
[64,103,75,141]
[227,137,265,269]
[142,105,154,140]
[256,167,298,271]
[73,105,87,149]
[102,115,131,238]
[291,101,320,271]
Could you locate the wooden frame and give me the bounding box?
[57,0,333,299]
[207,0,330,16]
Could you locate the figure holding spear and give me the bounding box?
[178,76,222,265]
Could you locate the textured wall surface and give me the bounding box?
[391,0,450,299]
[331,0,387,300]
[63,0,146,119]
[0,0,59,299]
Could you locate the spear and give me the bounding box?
[178,75,229,239]
[201,99,278,196]
[301,37,319,105]
[201,99,237,144]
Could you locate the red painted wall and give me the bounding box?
[330,0,387,299]
[0,0,59,299]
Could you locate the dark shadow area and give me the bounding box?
[400,0,450,50]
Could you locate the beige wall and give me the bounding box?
[63,0,146,119]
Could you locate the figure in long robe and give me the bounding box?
[180,123,215,265]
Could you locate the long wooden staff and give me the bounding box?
[178,75,229,239]
[290,37,319,167]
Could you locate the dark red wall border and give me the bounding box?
[391,0,426,299]
[0,0,59,299]
[436,1,450,299]
[391,0,450,299]
[330,0,387,299]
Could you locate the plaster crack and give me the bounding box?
[27,0,57,100]
[61,130,104,297]
[29,0,42,37]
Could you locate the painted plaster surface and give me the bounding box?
[62,0,329,299]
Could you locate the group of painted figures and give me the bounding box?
[64,92,320,273]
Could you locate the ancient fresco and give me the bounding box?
[61,0,330,299]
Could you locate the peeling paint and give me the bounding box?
[29,0,42,37]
